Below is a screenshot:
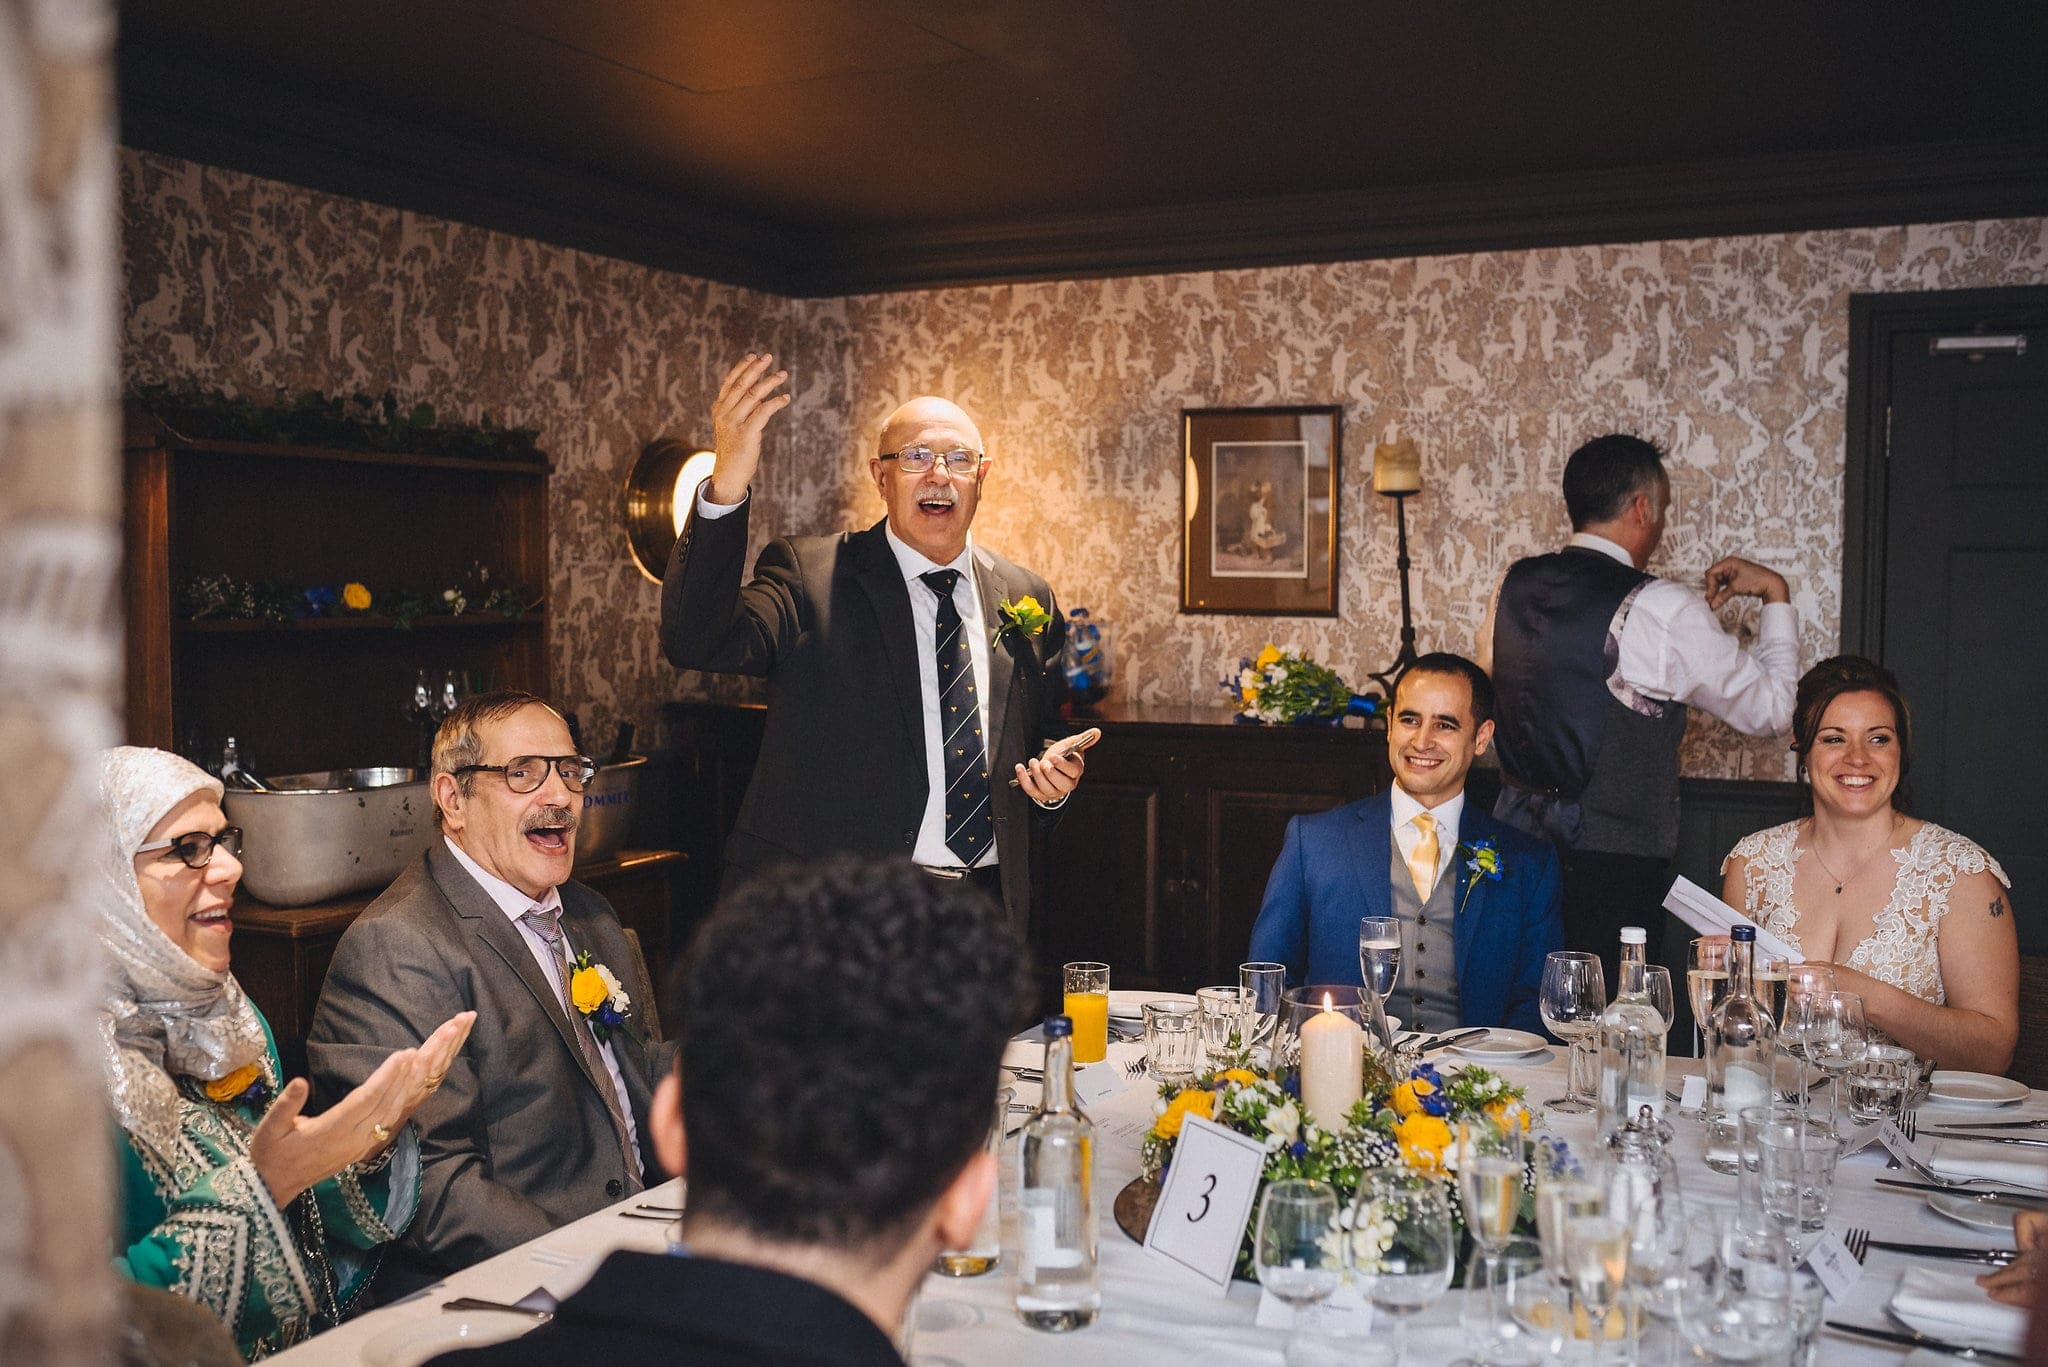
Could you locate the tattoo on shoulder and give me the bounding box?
[1990,896,2006,919]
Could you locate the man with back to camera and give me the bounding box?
[1248,652,1562,1035]
[429,854,1030,1366]
[1479,434,1799,986]
[309,692,663,1295]
[660,353,1089,936]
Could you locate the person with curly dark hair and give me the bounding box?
[432,855,1030,1366]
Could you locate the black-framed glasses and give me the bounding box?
[453,754,598,794]
[880,445,983,475]
[137,826,244,869]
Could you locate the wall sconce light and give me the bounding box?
[625,437,718,584]
[1367,431,1423,697]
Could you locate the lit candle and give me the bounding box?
[1373,434,1422,495]
[1298,994,1364,1130]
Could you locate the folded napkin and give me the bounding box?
[1928,1139,2048,1192]
[1890,1266,2028,1355]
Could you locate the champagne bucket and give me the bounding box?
[573,754,646,866]
[222,767,434,906]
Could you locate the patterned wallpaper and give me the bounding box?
[120,149,2048,778]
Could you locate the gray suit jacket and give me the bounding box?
[307,843,664,1296]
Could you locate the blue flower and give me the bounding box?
[1462,838,1504,881]
[1289,1140,1308,1159]
[1281,1073,1302,1098]
[300,585,339,617]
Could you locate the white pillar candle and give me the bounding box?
[1298,996,1364,1131]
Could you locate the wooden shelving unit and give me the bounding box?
[123,408,554,776]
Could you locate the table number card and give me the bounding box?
[1144,1113,1268,1292]
[1804,1227,1865,1302]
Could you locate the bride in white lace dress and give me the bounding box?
[1721,657,2016,1073]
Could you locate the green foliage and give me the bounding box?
[132,383,543,463]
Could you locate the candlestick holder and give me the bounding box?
[1367,488,1420,699]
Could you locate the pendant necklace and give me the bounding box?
[1807,815,1900,895]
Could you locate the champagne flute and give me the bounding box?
[1456,1118,1525,1299]
[1348,1168,1453,1367]
[1359,916,1402,1008]
[1686,936,1730,1059]
[1240,962,1287,1071]
[1539,951,1606,1113]
[1254,1179,1343,1365]
[1559,1167,1636,1364]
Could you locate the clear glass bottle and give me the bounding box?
[1014,1015,1100,1331]
[1703,925,1777,1174]
[1597,926,1668,1141]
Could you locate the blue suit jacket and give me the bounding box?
[1246,790,1563,1034]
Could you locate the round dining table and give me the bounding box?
[268,1035,2036,1365]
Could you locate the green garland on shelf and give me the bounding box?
[179,573,535,629]
[131,383,544,463]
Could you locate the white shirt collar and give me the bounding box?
[883,521,975,585]
[443,834,562,923]
[1568,531,1634,567]
[1389,783,1465,841]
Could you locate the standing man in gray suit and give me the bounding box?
[309,692,662,1295]
[661,353,1088,938]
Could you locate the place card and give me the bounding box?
[1073,1060,1129,1111]
[1836,1118,1884,1155]
[1678,1075,1708,1111]
[1879,1117,1930,1168]
[1804,1226,1865,1302]
[1255,1277,1373,1335]
[1144,1113,1268,1292]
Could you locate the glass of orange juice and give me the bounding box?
[1063,961,1111,1064]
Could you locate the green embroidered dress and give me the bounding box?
[114,1010,421,1361]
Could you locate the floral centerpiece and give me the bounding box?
[1140,1050,1532,1280]
[1223,644,1374,724]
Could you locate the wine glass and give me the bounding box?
[1801,991,1867,1133]
[1641,965,1676,1033]
[1255,1179,1343,1365]
[1539,951,1606,1113]
[1358,916,1402,1010]
[1348,1168,1453,1366]
[1686,936,1730,1059]
[1779,965,1837,1115]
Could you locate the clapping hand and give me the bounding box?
[706,353,792,506]
[249,1011,475,1207]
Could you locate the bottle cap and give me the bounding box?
[1620,926,1646,945]
[1730,925,1756,943]
[1043,1015,1073,1038]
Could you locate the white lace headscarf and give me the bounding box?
[94,747,268,1164]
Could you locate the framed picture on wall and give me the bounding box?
[1181,405,1340,615]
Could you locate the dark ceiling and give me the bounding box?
[119,2,2048,296]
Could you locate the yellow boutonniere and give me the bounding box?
[569,948,633,1044]
[996,595,1051,642]
[202,1061,270,1106]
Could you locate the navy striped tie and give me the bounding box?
[921,569,993,865]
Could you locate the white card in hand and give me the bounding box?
[1144,1114,1268,1292]
[1804,1227,1864,1302]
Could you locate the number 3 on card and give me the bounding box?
[1143,1115,1268,1292]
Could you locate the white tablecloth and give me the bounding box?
[270,1043,2039,1365]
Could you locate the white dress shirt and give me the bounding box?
[442,836,641,1159]
[1390,783,1464,890]
[1477,532,1799,737]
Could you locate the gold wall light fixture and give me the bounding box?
[625,438,718,583]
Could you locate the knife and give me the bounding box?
[1932,1118,2048,1131]
[1921,1128,2048,1148]
[1824,1319,2020,1361]
[1864,1238,2018,1265]
[1873,1178,2047,1206]
[1428,1028,1489,1052]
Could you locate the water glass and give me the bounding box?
[1678,1216,1797,1362]
[1539,951,1606,1113]
[1062,961,1110,1064]
[1784,1266,1826,1367]
[1756,1114,1842,1231]
[1255,1179,1344,1364]
[1734,1103,1779,1233]
[1196,984,1250,1066]
[1142,1001,1198,1082]
[1846,1041,1917,1123]
[1240,962,1288,1070]
[936,1086,1011,1276]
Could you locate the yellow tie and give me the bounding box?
[1408,812,1439,902]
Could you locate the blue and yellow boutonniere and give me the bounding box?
[996,595,1051,644]
[569,949,633,1044]
[1456,838,1504,919]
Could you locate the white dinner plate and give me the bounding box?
[360,1313,533,1366]
[1106,989,1199,1023]
[1449,1028,1548,1060]
[1926,1071,2030,1107]
[1925,1190,2023,1234]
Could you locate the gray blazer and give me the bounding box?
[307,842,665,1296]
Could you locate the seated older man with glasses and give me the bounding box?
[309,691,669,1297]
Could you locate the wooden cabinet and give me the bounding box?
[121,409,551,771]
[1032,704,1390,992]
[234,848,683,1077]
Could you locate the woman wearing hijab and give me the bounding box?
[97,746,473,1359]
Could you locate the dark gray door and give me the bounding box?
[1871,295,2048,949]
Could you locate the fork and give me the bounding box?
[1842,1226,2018,1266]
[1891,1112,2023,1189]
[1124,1056,1149,1080]
[1842,1227,1870,1264]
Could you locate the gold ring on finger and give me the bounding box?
[424,1073,445,1089]
[371,1122,393,1144]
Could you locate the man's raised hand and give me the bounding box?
[707,353,791,506]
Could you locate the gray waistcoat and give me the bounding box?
[1389,827,1461,1033]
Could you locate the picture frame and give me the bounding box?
[1181,406,1340,615]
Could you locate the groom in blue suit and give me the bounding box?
[1249,654,1562,1035]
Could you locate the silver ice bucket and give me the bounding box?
[574,754,646,867]
[222,767,435,906]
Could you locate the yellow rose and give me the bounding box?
[1014,595,1043,617]
[203,1061,263,1104]
[1390,1077,1437,1119]
[1152,1088,1215,1139]
[1215,1068,1260,1087]
[341,581,372,611]
[1395,1112,1453,1172]
[1485,1099,1530,1134]
[570,966,609,1014]
[1255,644,1283,670]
